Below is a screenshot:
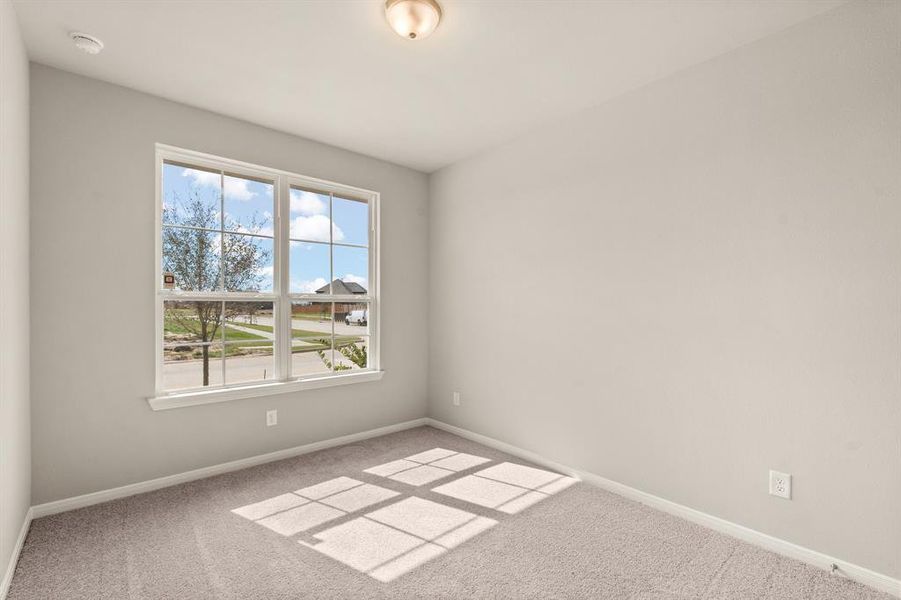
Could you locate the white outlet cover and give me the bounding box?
[769,470,791,499]
[266,410,278,426]
[452,392,461,406]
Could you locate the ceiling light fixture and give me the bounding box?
[385,0,442,41]
[70,32,104,55]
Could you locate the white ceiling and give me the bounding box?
[13,0,845,172]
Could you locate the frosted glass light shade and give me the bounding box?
[385,0,442,40]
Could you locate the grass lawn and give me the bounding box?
[164,315,363,363]
[207,342,272,358]
[228,321,321,337]
[164,316,269,343]
[223,326,269,341]
[290,314,332,322]
[290,337,361,353]
[163,317,201,336]
[163,341,272,360]
[228,321,362,349]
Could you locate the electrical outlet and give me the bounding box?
[452,391,461,406]
[769,470,791,499]
[266,409,278,427]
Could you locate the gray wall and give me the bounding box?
[29,65,429,505]
[428,0,900,579]
[0,0,31,582]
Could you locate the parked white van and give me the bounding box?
[345,309,368,326]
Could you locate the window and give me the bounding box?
[154,145,379,406]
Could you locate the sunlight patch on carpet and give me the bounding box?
[231,477,399,535]
[364,448,491,487]
[232,451,575,582]
[302,497,497,582]
[433,462,578,514]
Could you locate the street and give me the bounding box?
[162,338,366,391]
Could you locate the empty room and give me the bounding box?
[0,0,898,598]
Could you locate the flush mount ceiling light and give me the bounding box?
[70,32,104,55]
[385,0,442,40]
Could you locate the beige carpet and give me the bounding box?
[8,426,892,599]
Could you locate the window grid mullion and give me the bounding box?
[160,291,278,297]
[288,238,367,250]
[329,192,334,293]
[163,222,276,242]
[330,302,336,372]
[278,175,291,381]
[221,300,226,385]
[219,171,225,293]
[329,193,335,371]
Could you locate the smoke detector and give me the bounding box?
[70,32,104,55]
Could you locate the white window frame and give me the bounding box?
[149,144,382,410]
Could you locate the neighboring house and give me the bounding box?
[316,279,367,321]
[316,279,367,295]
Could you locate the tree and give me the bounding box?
[163,192,271,386]
[338,341,367,368]
[315,341,350,372]
[315,338,367,371]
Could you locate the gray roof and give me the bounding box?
[315,279,367,295]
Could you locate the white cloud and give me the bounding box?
[291,215,344,243]
[290,190,327,216]
[234,224,274,237]
[183,168,219,187]
[182,169,256,201]
[292,277,328,293]
[341,273,367,287]
[225,179,256,201]
[223,212,274,237]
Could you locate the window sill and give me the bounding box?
[147,370,384,411]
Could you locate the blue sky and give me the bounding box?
[289,189,368,293]
[163,162,369,294]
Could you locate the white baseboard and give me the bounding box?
[0,507,33,600]
[19,415,899,597]
[425,418,900,598]
[31,417,428,519]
